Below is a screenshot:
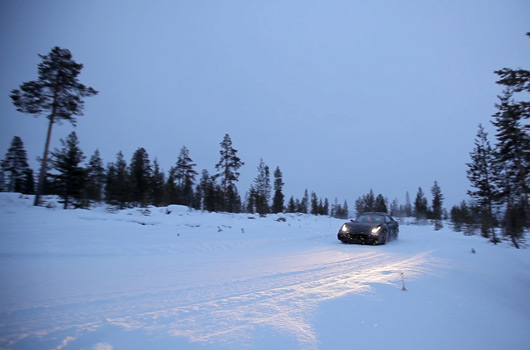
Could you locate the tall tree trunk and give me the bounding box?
[34,115,54,206]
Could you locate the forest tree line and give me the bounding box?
[0,133,353,218]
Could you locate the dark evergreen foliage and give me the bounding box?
[129,148,152,206]
[286,196,296,213]
[450,201,481,235]
[355,189,387,216]
[150,159,165,207]
[105,151,131,209]
[49,132,86,209]
[374,194,388,213]
[251,159,271,215]
[299,189,309,214]
[1,136,33,194]
[214,134,244,212]
[174,146,198,207]
[414,187,428,220]
[164,167,179,205]
[10,47,98,206]
[430,181,444,220]
[466,125,499,242]
[84,150,105,203]
[271,166,284,213]
[310,192,319,215]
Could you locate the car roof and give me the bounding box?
[359,212,388,216]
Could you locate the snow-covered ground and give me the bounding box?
[0,193,529,350]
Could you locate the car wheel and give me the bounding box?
[381,230,388,245]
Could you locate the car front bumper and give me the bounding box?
[338,232,378,244]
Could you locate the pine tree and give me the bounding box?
[84,149,105,203]
[214,134,244,212]
[164,167,179,205]
[342,200,349,219]
[198,169,217,212]
[430,181,444,220]
[174,146,198,207]
[491,90,530,247]
[374,194,387,213]
[414,187,428,221]
[129,148,152,206]
[271,166,284,213]
[150,159,165,207]
[355,189,376,216]
[491,34,530,246]
[286,196,296,213]
[310,192,319,215]
[404,191,413,217]
[49,132,86,209]
[10,47,98,206]
[105,151,130,208]
[1,136,33,194]
[299,189,309,214]
[252,159,271,215]
[245,186,257,213]
[466,124,499,241]
[390,198,400,217]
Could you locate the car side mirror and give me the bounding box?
[349,219,354,222]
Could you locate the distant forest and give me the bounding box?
[0,131,446,223]
[3,35,530,247]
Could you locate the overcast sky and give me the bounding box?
[1,0,529,210]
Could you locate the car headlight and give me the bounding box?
[371,226,381,234]
[341,224,349,233]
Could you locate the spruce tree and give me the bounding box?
[374,194,387,213]
[491,90,529,247]
[414,187,428,221]
[49,132,86,209]
[164,167,179,205]
[390,198,400,217]
[430,181,444,220]
[246,186,257,213]
[1,136,33,194]
[299,189,309,214]
[310,192,319,215]
[251,159,271,215]
[342,200,349,219]
[322,198,329,216]
[214,134,244,212]
[198,169,217,212]
[404,191,413,217]
[286,196,296,213]
[174,146,198,207]
[491,33,530,246]
[10,47,98,206]
[84,149,105,203]
[105,151,130,208]
[129,148,152,206]
[271,166,284,213]
[150,159,165,207]
[466,124,499,241]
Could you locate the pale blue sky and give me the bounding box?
[1,0,529,209]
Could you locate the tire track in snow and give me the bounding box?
[0,248,436,349]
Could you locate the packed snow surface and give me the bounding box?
[0,193,529,349]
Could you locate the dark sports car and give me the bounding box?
[338,212,399,245]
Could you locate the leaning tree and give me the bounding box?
[10,47,98,206]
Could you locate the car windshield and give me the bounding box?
[356,214,384,224]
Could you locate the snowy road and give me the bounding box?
[1,194,529,350]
